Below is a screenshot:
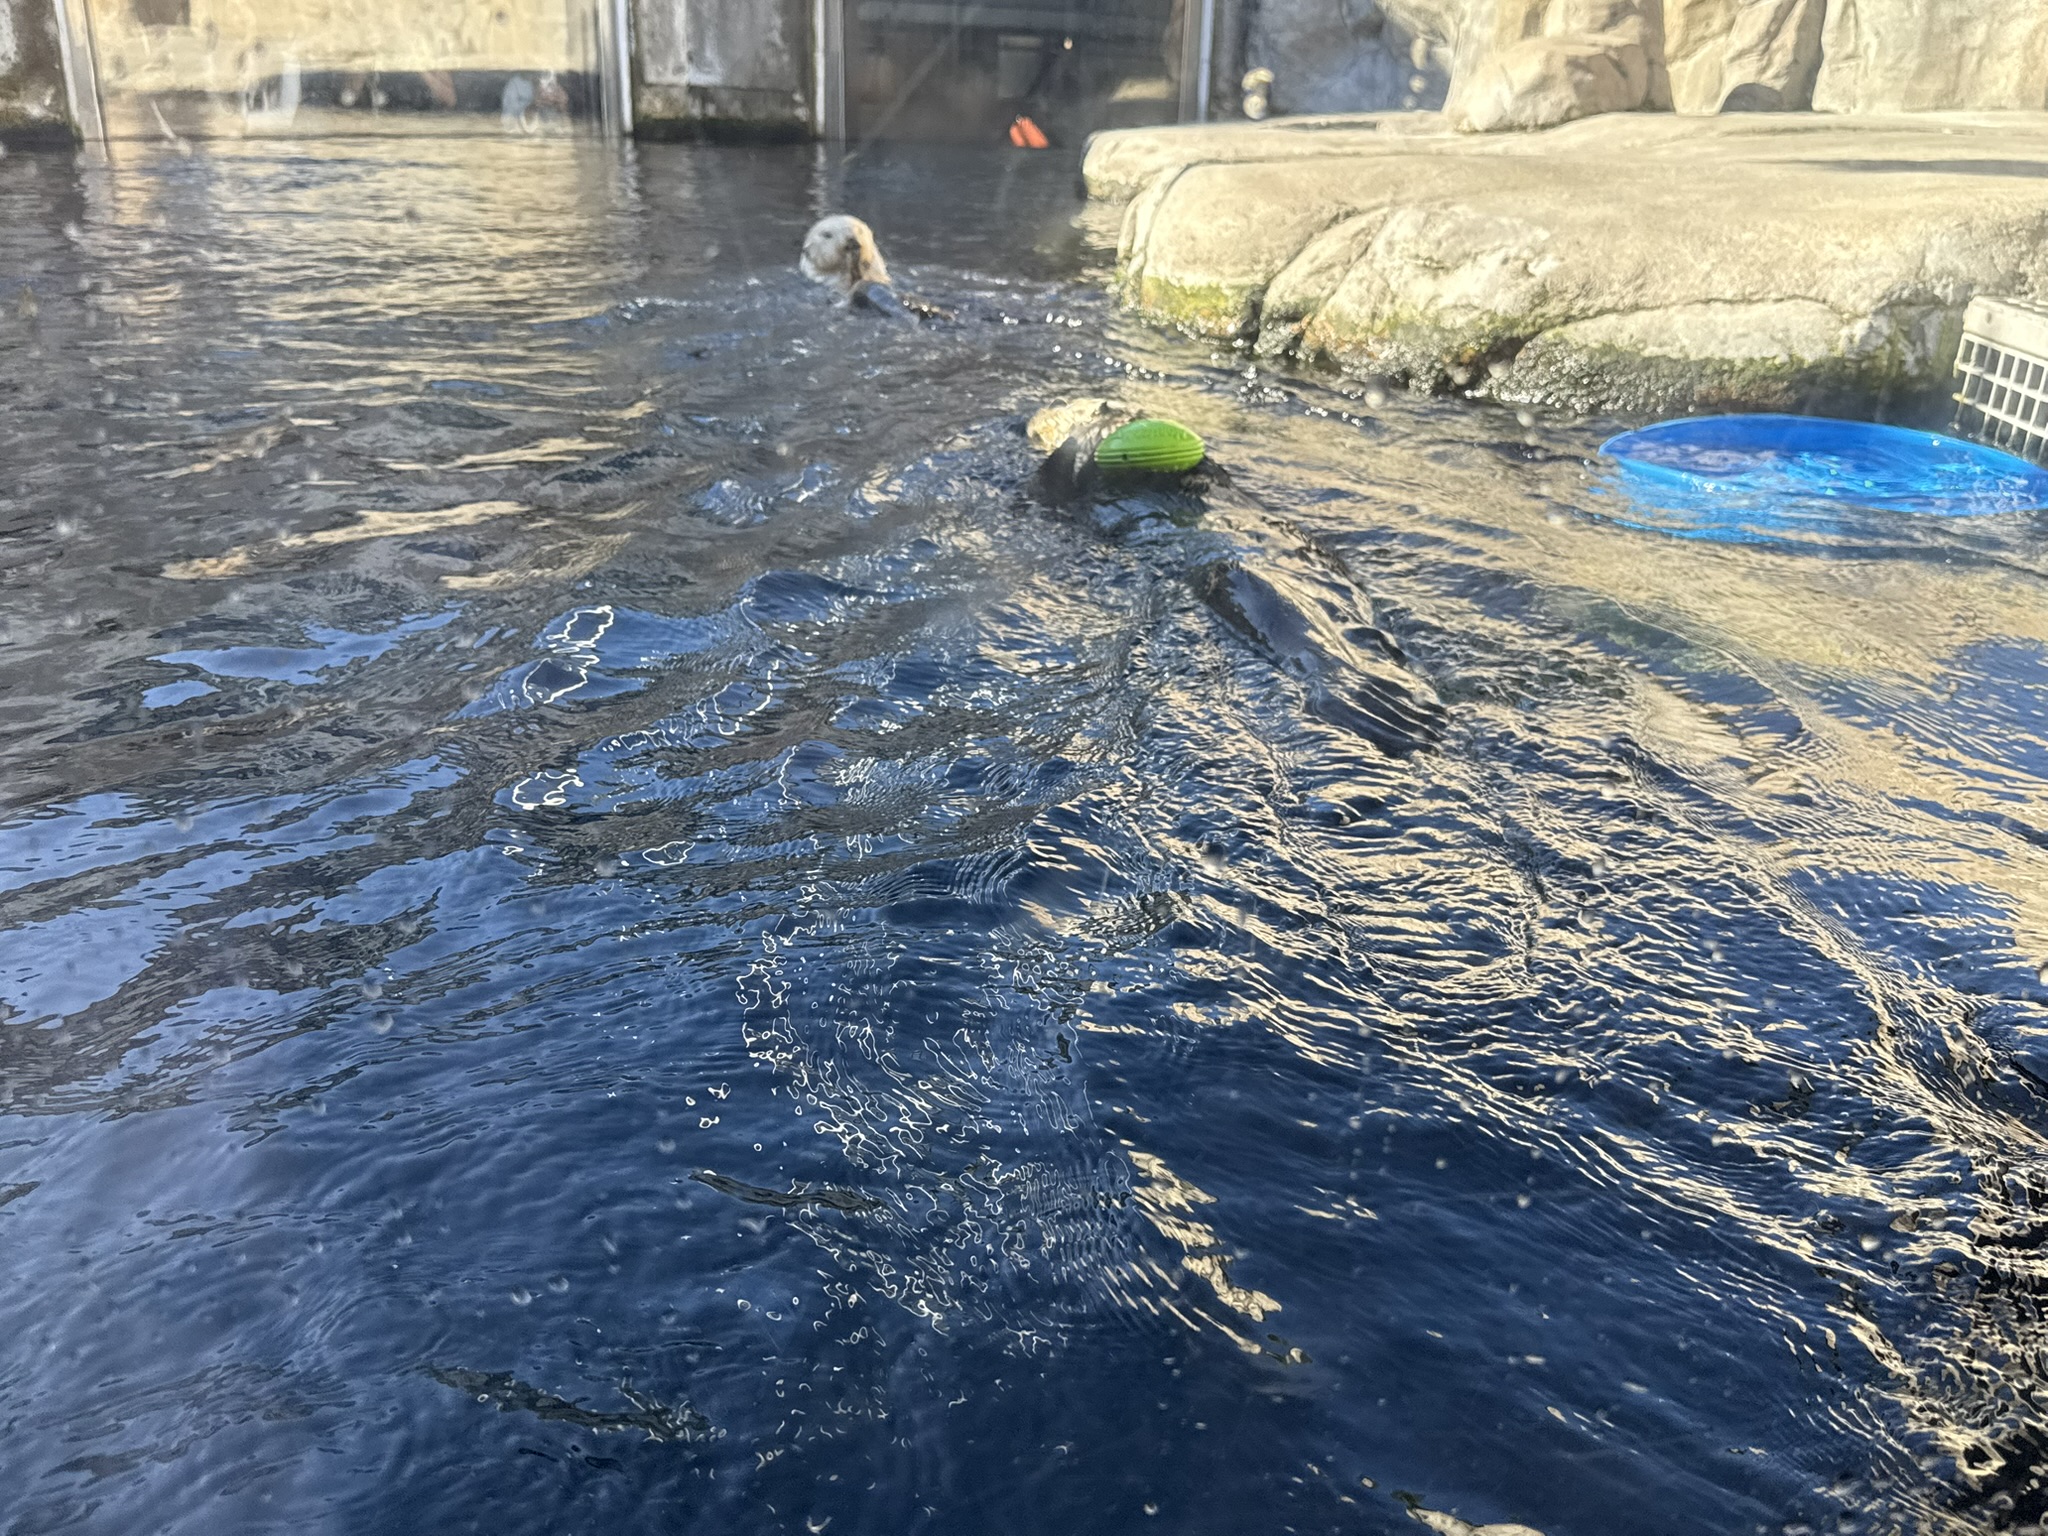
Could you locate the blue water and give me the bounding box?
[4,138,2048,1536]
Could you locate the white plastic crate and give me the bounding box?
[1954,295,2048,462]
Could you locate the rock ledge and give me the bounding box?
[1086,111,2048,416]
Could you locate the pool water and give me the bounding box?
[4,138,2048,1536]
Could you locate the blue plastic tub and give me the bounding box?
[1599,414,2048,543]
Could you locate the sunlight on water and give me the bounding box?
[3,136,2048,1536]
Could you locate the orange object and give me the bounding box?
[1008,115,1049,149]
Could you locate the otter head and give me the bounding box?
[800,215,891,301]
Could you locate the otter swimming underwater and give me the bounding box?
[794,220,1442,761]
[1022,396,1446,760]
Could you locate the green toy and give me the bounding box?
[1093,418,1206,474]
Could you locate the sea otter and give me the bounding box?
[799,215,950,322]
[1022,396,1445,759]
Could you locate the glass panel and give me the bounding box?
[846,0,1181,143]
[82,0,612,138]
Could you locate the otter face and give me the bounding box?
[800,215,891,298]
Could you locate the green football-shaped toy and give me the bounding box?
[1093,418,1206,474]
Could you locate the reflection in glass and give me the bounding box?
[81,0,610,137]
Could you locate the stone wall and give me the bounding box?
[1238,0,2048,130]
[0,0,72,146]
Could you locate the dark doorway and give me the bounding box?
[845,0,1187,146]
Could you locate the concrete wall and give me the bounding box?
[0,0,72,144]
[632,0,811,139]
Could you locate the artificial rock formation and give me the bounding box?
[1446,0,1836,125]
[1243,0,1461,115]
[1813,0,2048,113]
[1262,0,2045,131]
[1443,0,1665,133]
[1662,0,1826,112]
[1088,109,2048,415]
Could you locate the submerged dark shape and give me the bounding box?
[1024,398,1445,758]
[1192,553,1446,757]
[428,1367,711,1442]
[691,1168,884,1214]
[400,399,510,431]
[851,279,954,324]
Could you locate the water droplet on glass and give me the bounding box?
[1858,1233,1881,1254]
[369,1012,394,1035]
[510,1287,533,1306]
[736,1298,751,1310]
[1143,1503,1159,1517]
[1362,387,1387,410]
[657,1138,676,1154]
[1516,1193,1532,1209]
[547,1275,569,1293]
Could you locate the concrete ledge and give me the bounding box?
[632,83,811,144]
[1085,111,2048,415]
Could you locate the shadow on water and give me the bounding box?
[4,135,2048,1536]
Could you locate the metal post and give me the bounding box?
[611,0,636,135]
[1178,0,1215,123]
[51,0,108,148]
[814,0,846,140]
